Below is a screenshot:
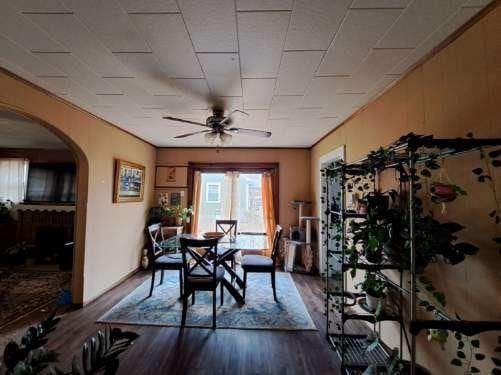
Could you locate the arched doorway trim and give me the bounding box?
[0,102,88,304]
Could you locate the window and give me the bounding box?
[0,158,29,203]
[197,172,265,234]
[206,182,221,203]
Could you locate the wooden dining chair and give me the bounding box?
[145,223,183,298]
[241,225,283,302]
[216,219,238,281]
[180,237,225,329]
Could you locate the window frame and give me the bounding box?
[205,182,221,203]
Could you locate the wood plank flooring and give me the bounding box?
[33,272,341,374]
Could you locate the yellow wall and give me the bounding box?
[0,70,156,304]
[310,6,501,373]
[156,148,311,233]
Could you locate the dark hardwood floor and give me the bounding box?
[46,272,340,374]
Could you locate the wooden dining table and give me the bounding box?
[162,233,268,305]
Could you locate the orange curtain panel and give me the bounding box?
[191,171,202,234]
[261,171,276,254]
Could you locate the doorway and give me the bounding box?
[0,108,85,329]
[318,146,345,276]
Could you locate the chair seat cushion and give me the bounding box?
[241,254,273,271]
[187,266,225,285]
[155,253,183,267]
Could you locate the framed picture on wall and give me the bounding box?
[166,166,176,182]
[170,192,181,206]
[113,159,145,203]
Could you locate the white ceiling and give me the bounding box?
[0,110,69,149]
[0,0,492,147]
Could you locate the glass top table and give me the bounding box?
[161,233,268,304]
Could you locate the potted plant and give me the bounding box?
[359,273,386,313]
[367,191,389,218]
[430,182,466,203]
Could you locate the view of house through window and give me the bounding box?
[197,172,265,234]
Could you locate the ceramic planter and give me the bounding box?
[365,292,384,312]
[430,182,456,203]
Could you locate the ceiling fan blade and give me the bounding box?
[163,116,209,128]
[228,127,272,138]
[174,130,211,139]
[219,109,250,126]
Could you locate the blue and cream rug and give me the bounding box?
[98,271,316,331]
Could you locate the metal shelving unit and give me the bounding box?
[323,135,501,374]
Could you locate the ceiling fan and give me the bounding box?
[163,107,272,144]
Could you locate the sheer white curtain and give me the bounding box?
[0,158,29,203]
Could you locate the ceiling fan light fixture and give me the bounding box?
[204,131,217,144]
[219,132,232,144]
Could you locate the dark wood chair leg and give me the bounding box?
[220,282,224,306]
[149,268,156,297]
[243,270,247,301]
[178,269,183,299]
[192,291,196,305]
[160,269,164,284]
[181,292,188,328]
[212,289,216,329]
[271,270,277,302]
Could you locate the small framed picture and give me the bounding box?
[170,192,181,206]
[166,166,176,182]
[113,159,145,203]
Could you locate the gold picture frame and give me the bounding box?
[113,159,145,203]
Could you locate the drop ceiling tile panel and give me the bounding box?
[39,76,101,105]
[112,53,179,95]
[319,93,366,117]
[284,0,351,51]
[0,2,66,52]
[341,48,410,92]
[7,0,69,12]
[63,0,150,52]
[118,0,179,13]
[242,79,276,109]
[198,53,242,96]
[240,109,269,130]
[238,12,290,78]
[102,77,161,106]
[128,13,203,78]
[302,76,351,107]
[26,13,131,76]
[316,8,403,76]
[391,6,480,75]
[376,0,466,48]
[269,95,302,118]
[0,58,49,89]
[350,0,411,8]
[178,0,237,53]
[462,0,492,6]
[33,52,121,94]
[236,0,293,11]
[0,35,63,77]
[275,51,324,95]
[218,96,244,112]
[172,79,209,96]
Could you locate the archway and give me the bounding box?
[0,104,88,304]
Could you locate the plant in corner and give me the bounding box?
[359,272,386,315]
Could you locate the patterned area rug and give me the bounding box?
[0,269,71,328]
[98,271,316,330]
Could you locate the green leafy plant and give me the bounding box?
[3,315,139,375]
[360,273,386,298]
